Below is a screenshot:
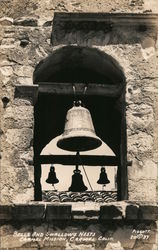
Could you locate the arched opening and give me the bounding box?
[33,46,127,201]
[34,46,125,85]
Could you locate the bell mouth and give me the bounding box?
[57,135,102,152]
[46,179,59,184]
[97,180,110,184]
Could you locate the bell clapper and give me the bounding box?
[52,184,57,191]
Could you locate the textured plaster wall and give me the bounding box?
[0,0,158,204]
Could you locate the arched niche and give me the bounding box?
[33,46,127,201]
[34,46,125,85]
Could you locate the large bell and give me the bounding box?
[46,165,59,184]
[97,167,110,185]
[68,166,88,192]
[57,100,102,152]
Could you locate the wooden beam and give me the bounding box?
[39,155,119,166]
[37,82,123,97]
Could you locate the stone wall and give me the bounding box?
[0,1,158,250]
[0,16,51,203]
[1,12,158,203]
[0,202,158,249]
[1,0,158,21]
[0,98,34,203]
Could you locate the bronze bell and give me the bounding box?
[68,166,87,192]
[97,167,110,185]
[57,100,102,152]
[46,165,59,185]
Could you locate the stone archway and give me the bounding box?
[33,45,125,85]
[33,45,127,201]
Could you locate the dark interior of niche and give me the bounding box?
[34,93,122,157]
[33,46,125,85]
[41,67,113,84]
[33,92,123,201]
[33,45,127,200]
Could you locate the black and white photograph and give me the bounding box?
[0,1,158,249]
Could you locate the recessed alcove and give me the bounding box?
[34,46,125,85]
[33,45,127,201]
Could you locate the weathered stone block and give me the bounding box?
[72,210,84,216]
[14,17,38,26]
[85,210,99,217]
[128,179,157,202]
[6,128,33,150]
[138,205,158,220]
[12,204,45,220]
[3,105,33,129]
[13,65,34,77]
[128,159,157,180]
[127,132,154,155]
[1,38,16,47]
[46,204,72,220]
[0,204,45,220]
[17,77,33,85]
[13,98,32,106]
[100,205,122,220]
[20,150,34,166]
[0,17,13,26]
[13,189,34,204]
[0,66,13,76]
[126,103,154,134]
[106,241,124,250]
[144,0,158,13]
[125,204,139,220]
[0,205,13,220]
[15,168,30,187]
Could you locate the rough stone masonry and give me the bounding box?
[0,0,158,249]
